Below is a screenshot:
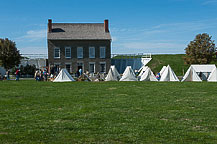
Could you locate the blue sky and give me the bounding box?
[0,0,217,54]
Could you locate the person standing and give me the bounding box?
[156,72,161,81]
[15,69,20,81]
[85,69,89,76]
[79,68,83,76]
[34,70,40,81]
[43,69,48,81]
[76,69,79,77]
[6,70,10,80]
[40,70,44,81]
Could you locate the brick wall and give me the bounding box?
[48,40,111,73]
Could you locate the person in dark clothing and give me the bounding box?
[76,69,80,77]
[199,72,203,80]
[6,70,10,80]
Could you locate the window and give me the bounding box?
[89,62,95,73]
[54,47,60,58]
[89,47,95,58]
[77,47,83,58]
[65,47,71,58]
[100,47,106,58]
[100,62,106,73]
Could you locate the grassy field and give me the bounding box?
[0,80,217,143]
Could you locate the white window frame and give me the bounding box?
[100,62,106,73]
[89,62,95,73]
[54,47,60,59]
[100,46,106,58]
[77,47,83,58]
[65,47,71,58]
[89,47,95,58]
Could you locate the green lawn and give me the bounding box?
[1,80,217,143]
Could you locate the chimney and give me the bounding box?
[104,19,109,32]
[48,19,52,33]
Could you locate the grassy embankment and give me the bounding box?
[113,54,217,76]
[147,54,188,76]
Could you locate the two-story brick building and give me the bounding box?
[47,19,112,74]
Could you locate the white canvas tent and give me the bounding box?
[207,68,217,82]
[181,66,202,82]
[138,66,148,77]
[53,69,75,82]
[105,66,120,81]
[159,66,166,76]
[120,66,138,81]
[138,65,146,73]
[160,65,179,82]
[140,67,158,81]
[190,64,216,81]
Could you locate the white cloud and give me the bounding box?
[111,18,217,54]
[15,29,47,42]
[202,0,217,5]
[19,46,47,54]
[151,21,215,33]
[112,41,186,54]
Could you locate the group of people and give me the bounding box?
[34,69,48,81]
[0,69,19,81]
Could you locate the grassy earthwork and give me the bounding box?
[0,80,217,143]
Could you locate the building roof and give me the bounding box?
[47,23,111,40]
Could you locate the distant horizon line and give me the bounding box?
[21,53,186,55]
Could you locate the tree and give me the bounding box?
[184,33,216,64]
[20,64,36,75]
[0,38,22,69]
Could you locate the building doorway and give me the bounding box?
[77,62,84,76]
[77,62,83,70]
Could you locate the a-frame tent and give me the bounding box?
[181,66,202,82]
[53,69,75,82]
[120,66,138,81]
[105,65,120,81]
[138,66,148,77]
[140,67,158,81]
[159,66,167,76]
[160,65,179,82]
[207,68,217,82]
[191,64,216,81]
